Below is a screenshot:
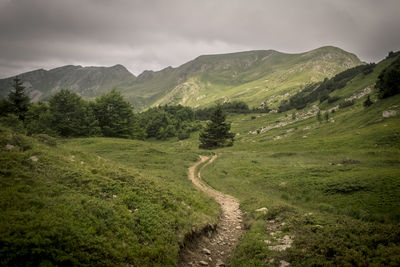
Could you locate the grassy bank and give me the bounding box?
[200,93,400,265]
[0,126,219,266]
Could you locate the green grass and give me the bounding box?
[0,127,219,266]
[199,92,400,265]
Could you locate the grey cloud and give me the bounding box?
[0,0,399,78]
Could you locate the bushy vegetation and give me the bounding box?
[376,54,400,99]
[0,124,219,266]
[278,63,376,112]
[139,105,201,140]
[194,101,270,121]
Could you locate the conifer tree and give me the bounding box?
[8,76,30,121]
[199,105,235,149]
[93,89,135,138]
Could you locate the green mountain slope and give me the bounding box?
[200,53,400,266]
[0,46,361,110]
[121,46,361,109]
[0,64,135,101]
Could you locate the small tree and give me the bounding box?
[48,89,89,137]
[324,112,329,122]
[317,111,322,123]
[376,56,400,98]
[93,89,135,138]
[199,105,235,149]
[363,95,373,107]
[8,76,30,121]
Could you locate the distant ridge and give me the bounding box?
[0,46,361,109]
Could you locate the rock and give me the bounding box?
[280,260,290,267]
[202,248,211,255]
[235,226,241,230]
[215,259,225,266]
[264,240,271,244]
[30,156,38,162]
[383,110,399,118]
[199,260,208,266]
[279,182,287,187]
[5,144,14,151]
[255,207,268,214]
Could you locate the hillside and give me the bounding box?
[0,46,361,110]
[0,127,219,266]
[1,52,399,265]
[0,64,135,102]
[145,46,361,109]
[200,53,400,266]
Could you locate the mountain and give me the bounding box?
[124,46,361,110]
[0,64,135,102]
[0,46,361,109]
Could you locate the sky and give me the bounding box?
[0,0,399,78]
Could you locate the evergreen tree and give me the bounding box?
[8,76,30,121]
[363,95,373,107]
[199,105,235,149]
[317,110,322,123]
[48,89,89,137]
[324,112,329,122]
[24,102,55,135]
[93,89,135,138]
[376,56,400,99]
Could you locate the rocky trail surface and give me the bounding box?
[179,155,244,267]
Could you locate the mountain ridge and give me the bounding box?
[0,46,361,109]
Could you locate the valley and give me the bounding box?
[1,48,399,266]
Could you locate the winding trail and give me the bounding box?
[179,155,244,267]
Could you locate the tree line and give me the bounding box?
[0,78,236,147]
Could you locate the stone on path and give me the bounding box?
[199,260,208,266]
[215,259,225,267]
[202,248,211,255]
[255,207,268,214]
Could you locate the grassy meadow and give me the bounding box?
[0,126,219,266]
[1,52,399,266]
[201,92,400,265]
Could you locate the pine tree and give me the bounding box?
[48,89,88,137]
[93,89,135,138]
[199,105,235,149]
[8,76,30,121]
[363,95,373,107]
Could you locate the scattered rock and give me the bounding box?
[279,182,287,187]
[112,195,117,199]
[255,207,268,214]
[235,226,241,230]
[5,144,14,151]
[382,110,399,118]
[29,156,38,162]
[268,235,293,251]
[264,240,271,244]
[215,259,225,267]
[199,260,208,266]
[202,248,211,255]
[280,260,290,267]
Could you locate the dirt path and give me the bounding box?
[179,155,244,267]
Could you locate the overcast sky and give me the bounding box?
[0,0,399,78]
